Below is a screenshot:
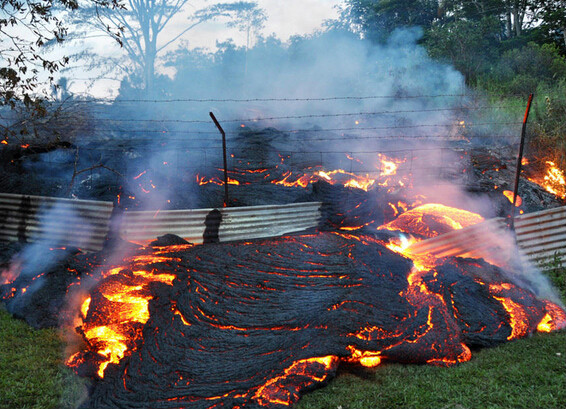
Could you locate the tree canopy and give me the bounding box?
[338,0,565,89]
[341,0,565,48]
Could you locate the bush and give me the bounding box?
[528,80,566,170]
[424,17,500,84]
[485,42,566,95]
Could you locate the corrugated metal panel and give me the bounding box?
[407,218,509,261]
[408,206,566,269]
[0,193,114,252]
[119,202,322,245]
[514,206,566,263]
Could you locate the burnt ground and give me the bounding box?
[0,128,563,213]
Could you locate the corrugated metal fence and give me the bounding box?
[1,191,563,269]
[408,206,566,270]
[118,202,323,245]
[0,193,322,250]
[514,206,566,266]
[0,193,114,252]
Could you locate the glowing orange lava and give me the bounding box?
[503,190,522,207]
[345,346,382,367]
[1,260,22,286]
[541,161,566,199]
[196,153,407,192]
[253,356,339,406]
[537,300,566,332]
[67,255,178,378]
[379,203,484,239]
[196,174,242,186]
[270,153,406,192]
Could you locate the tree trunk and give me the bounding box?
[143,34,157,98]
[505,1,513,38]
[512,0,522,37]
[144,57,155,98]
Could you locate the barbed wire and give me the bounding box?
[67,93,494,104]
[55,144,499,156]
[5,115,522,134]
[37,128,517,141]
[86,107,521,125]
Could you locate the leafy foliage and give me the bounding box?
[425,16,501,83]
[0,0,121,107]
[338,0,440,41]
[533,0,566,50]
[529,80,566,171]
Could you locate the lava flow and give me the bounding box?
[66,253,184,378]
[63,202,565,409]
[197,152,408,193]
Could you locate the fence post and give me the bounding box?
[209,112,229,206]
[509,93,533,229]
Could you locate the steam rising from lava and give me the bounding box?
[115,28,473,213]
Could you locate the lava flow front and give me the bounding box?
[64,201,565,409]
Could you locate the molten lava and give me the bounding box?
[378,203,484,239]
[3,166,545,409]
[196,153,407,193]
[67,254,178,378]
[540,161,566,199]
[503,190,522,207]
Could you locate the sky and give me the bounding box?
[193,0,343,47]
[67,0,343,97]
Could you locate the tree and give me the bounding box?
[339,0,548,42]
[338,0,442,40]
[426,16,501,82]
[534,0,566,50]
[209,1,266,51]
[70,0,265,97]
[0,0,120,107]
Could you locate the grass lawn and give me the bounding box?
[1,304,564,409]
[297,330,566,409]
[0,305,89,409]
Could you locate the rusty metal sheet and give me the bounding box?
[119,202,322,245]
[0,193,114,252]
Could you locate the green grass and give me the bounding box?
[297,331,566,409]
[0,305,89,409]
[2,310,564,409]
[539,253,566,298]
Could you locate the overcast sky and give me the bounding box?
[161,0,343,49]
[231,0,341,42]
